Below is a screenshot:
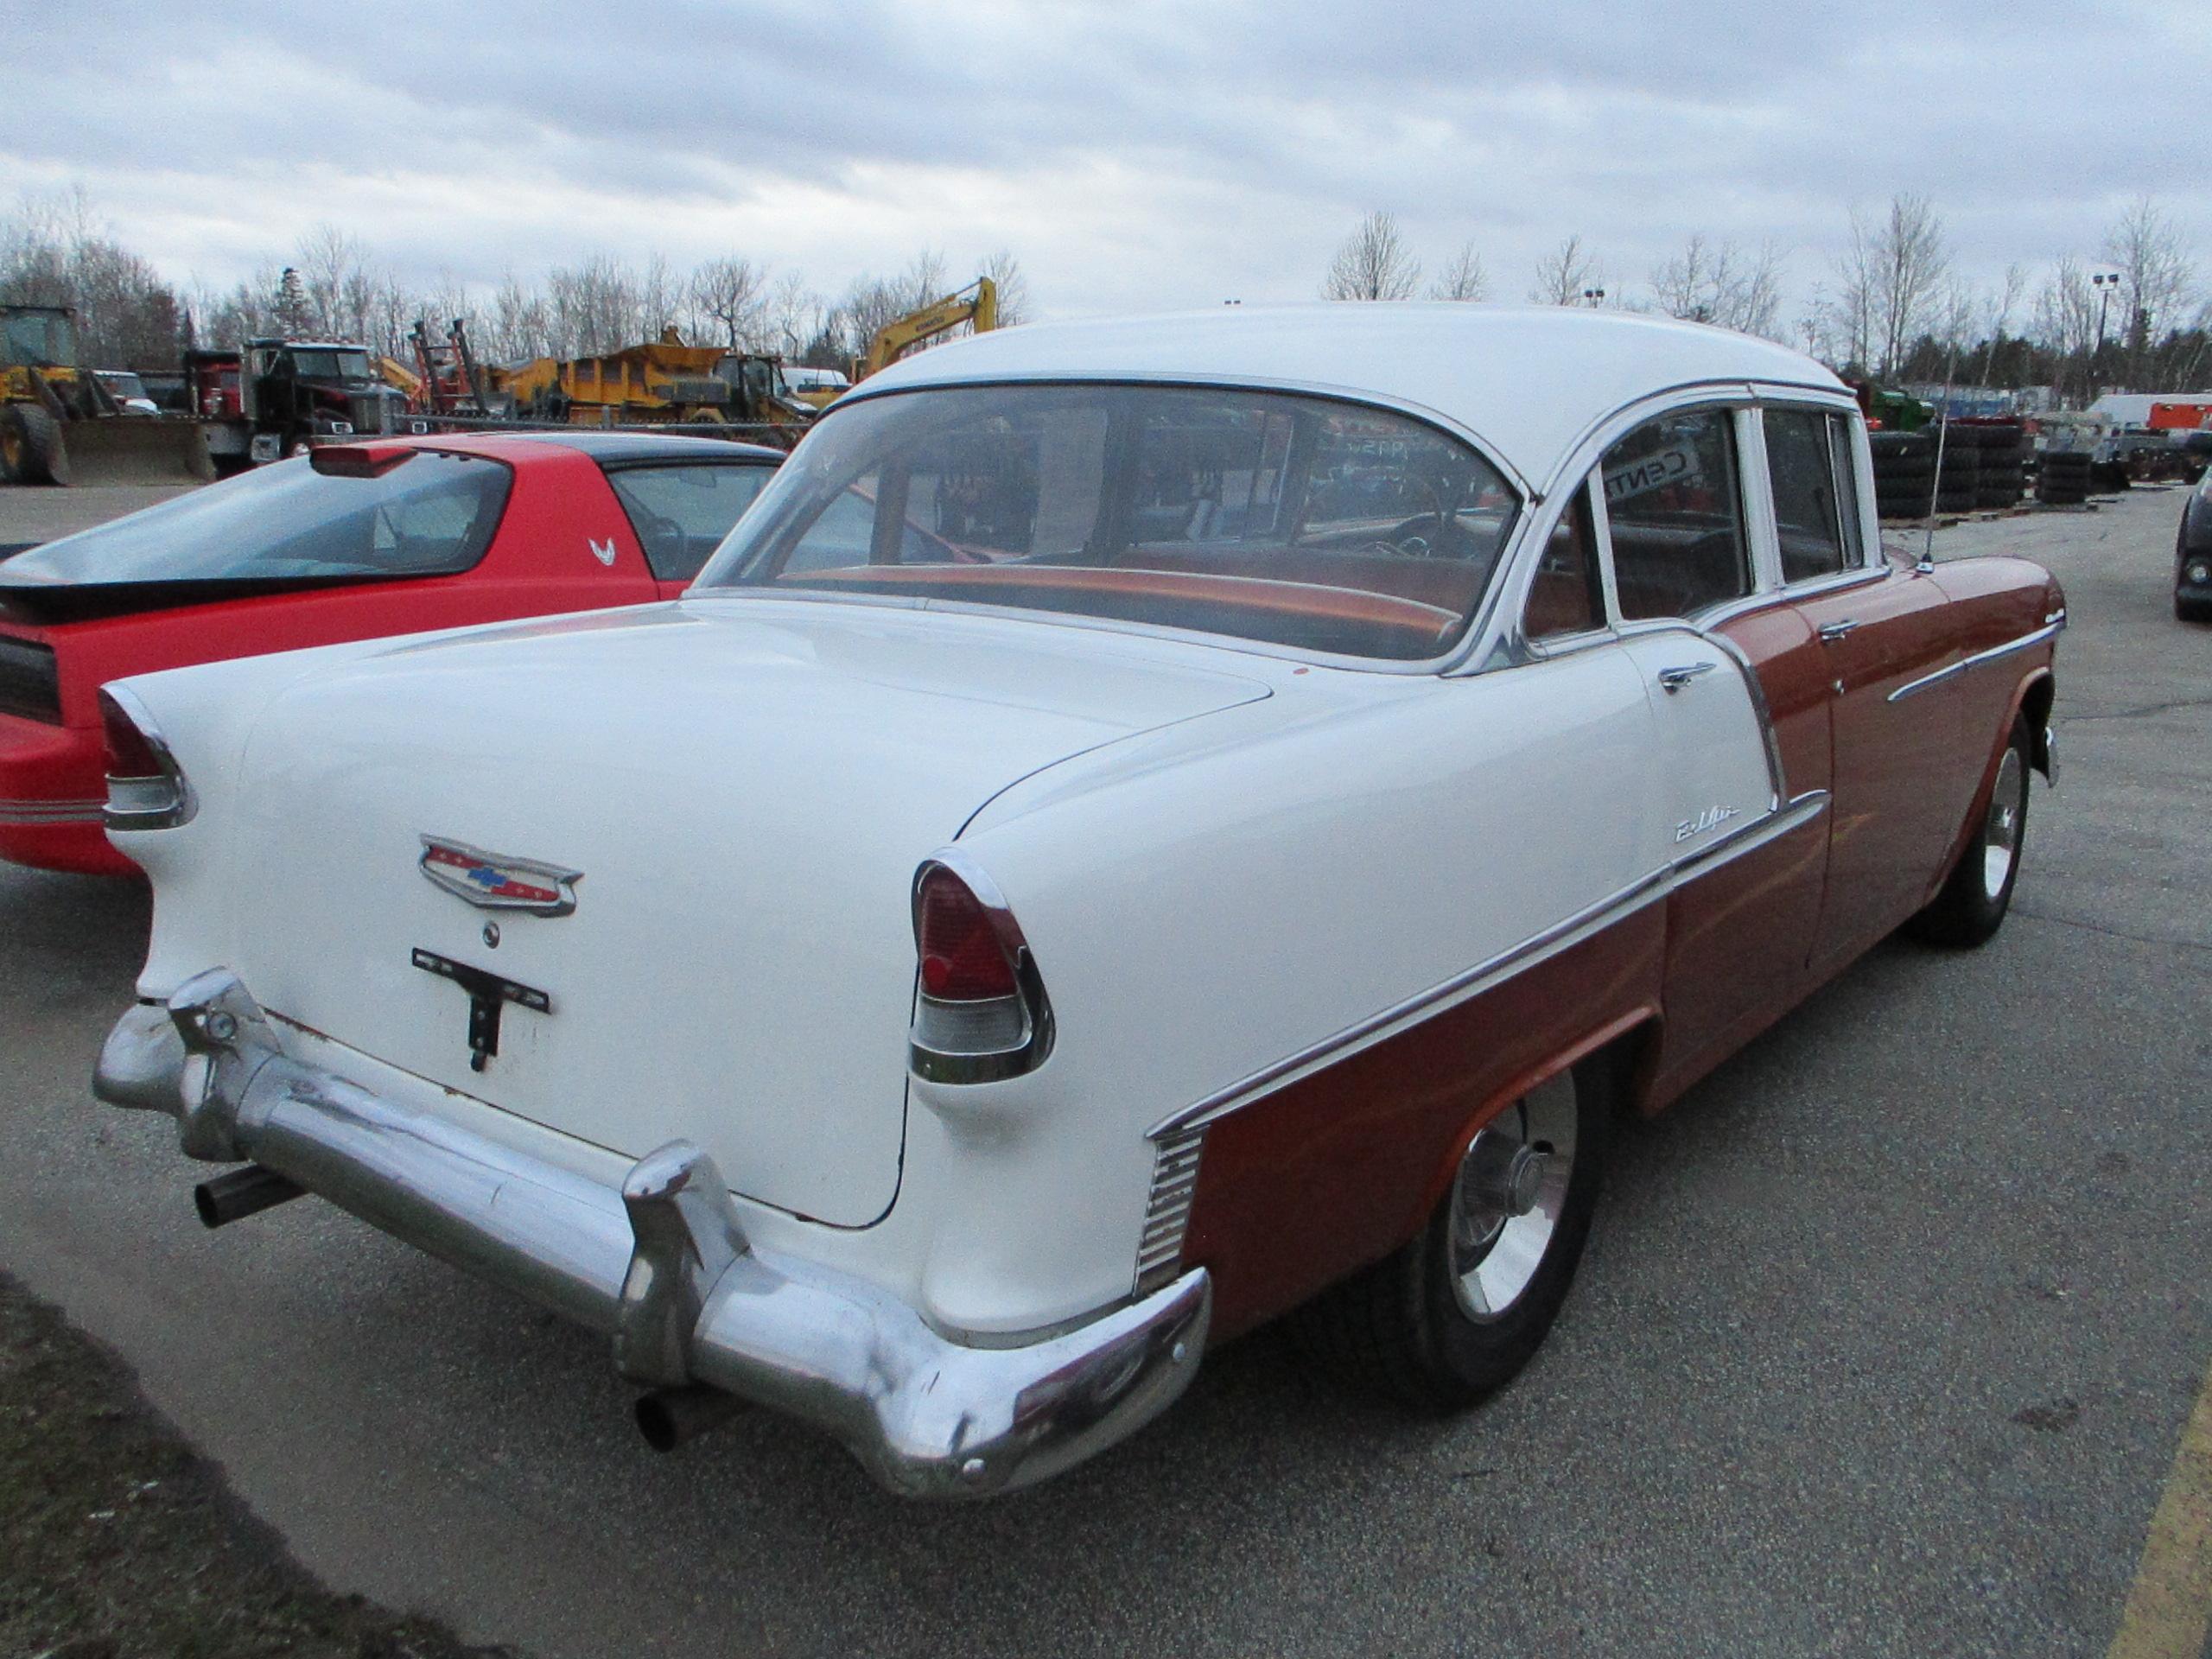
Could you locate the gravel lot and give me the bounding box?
[0,481,2205,1657]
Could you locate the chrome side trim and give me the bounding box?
[1135,1127,1206,1295]
[1147,790,1834,1142]
[1674,788,1829,880]
[0,795,107,825]
[95,972,1210,1500]
[1886,619,2065,703]
[1147,867,1672,1140]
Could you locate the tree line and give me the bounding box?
[0,188,1027,372]
[1322,195,2211,399]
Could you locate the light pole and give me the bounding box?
[2091,271,2120,397]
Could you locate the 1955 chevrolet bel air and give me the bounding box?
[91,306,2062,1497]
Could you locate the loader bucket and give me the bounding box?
[49,419,216,486]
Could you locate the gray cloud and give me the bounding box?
[8,1,2207,321]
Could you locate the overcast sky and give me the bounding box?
[7,1,2208,327]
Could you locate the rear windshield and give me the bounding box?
[696,385,1522,661]
[0,451,512,588]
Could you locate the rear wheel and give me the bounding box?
[1908,716,2031,948]
[1290,1058,1613,1408]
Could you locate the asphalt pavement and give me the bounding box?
[1,482,2206,1657]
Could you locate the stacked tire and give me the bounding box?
[2037,449,2093,506]
[1871,430,1936,520]
[1959,421,2028,512]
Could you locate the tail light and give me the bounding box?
[909,856,1053,1084]
[100,687,195,830]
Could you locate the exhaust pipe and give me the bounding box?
[635,1383,746,1452]
[194,1165,306,1229]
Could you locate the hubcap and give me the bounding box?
[1981,747,2026,899]
[1447,1071,1577,1321]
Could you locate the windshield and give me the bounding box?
[289,349,375,381]
[1,310,75,368]
[696,385,1520,661]
[99,372,149,398]
[1,451,512,587]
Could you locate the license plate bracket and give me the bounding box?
[410,948,551,1072]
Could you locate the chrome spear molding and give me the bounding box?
[94,969,1211,1498]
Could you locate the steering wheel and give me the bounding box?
[1377,512,1477,560]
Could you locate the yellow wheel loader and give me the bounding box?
[1,305,213,486]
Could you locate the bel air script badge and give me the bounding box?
[419,836,582,916]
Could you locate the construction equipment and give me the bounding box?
[407,318,500,416]
[497,328,815,448]
[1,305,214,486]
[855,277,998,385]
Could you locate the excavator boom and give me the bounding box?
[861,278,999,380]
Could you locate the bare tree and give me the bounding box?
[2101,196,2194,383]
[1323,212,1421,302]
[760,270,824,360]
[1830,194,1948,378]
[1649,235,1785,337]
[1428,241,1488,302]
[1529,233,1603,306]
[690,257,766,348]
[981,249,1030,326]
[1,188,189,365]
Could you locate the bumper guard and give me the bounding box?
[94,968,1210,1497]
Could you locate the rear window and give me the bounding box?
[0,451,512,589]
[606,461,776,582]
[697,385,1521,661]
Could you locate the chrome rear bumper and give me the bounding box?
[95,968,1210,1498]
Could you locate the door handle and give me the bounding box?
[1817,619,1860,643]
[1656,662,1717,693]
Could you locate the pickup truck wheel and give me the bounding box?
[1908,716,2031,949]
[1290,1058,1612,1408]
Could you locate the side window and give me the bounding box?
[1522,480,1605,639]
[1764,409,1847,583]
[607,463,776,582]
[1601,408,1751,621]
[1827,415,1868,568]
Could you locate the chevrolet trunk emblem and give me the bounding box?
[419,836,582,916]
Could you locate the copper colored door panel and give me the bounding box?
[1791,565,1964,969]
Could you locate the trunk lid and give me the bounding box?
[223,599,1269,1225]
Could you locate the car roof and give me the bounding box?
[486,429,785,464]
[855,303,1845,491]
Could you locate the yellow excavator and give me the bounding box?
[1,305,213,486]
[851,277,999,389]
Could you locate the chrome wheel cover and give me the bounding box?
[1981,747,2026,900]
[1447,1071,1577,1321]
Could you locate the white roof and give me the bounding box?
[858,303,1844,490]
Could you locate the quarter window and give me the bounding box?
[1601,409,1751,621]
[607,462,777,582]
[1523,480,1605,640]
[1764,409,1848,583]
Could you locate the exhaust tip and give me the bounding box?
[194,1165,305,1229]
[635,1383,743,1453]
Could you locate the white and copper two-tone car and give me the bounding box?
[91,307,2063,1497]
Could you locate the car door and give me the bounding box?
[1592,404,1827,1081]
[1765,406,1966,973]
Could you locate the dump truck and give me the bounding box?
[1,304,214,486]
[498,328,815,448]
